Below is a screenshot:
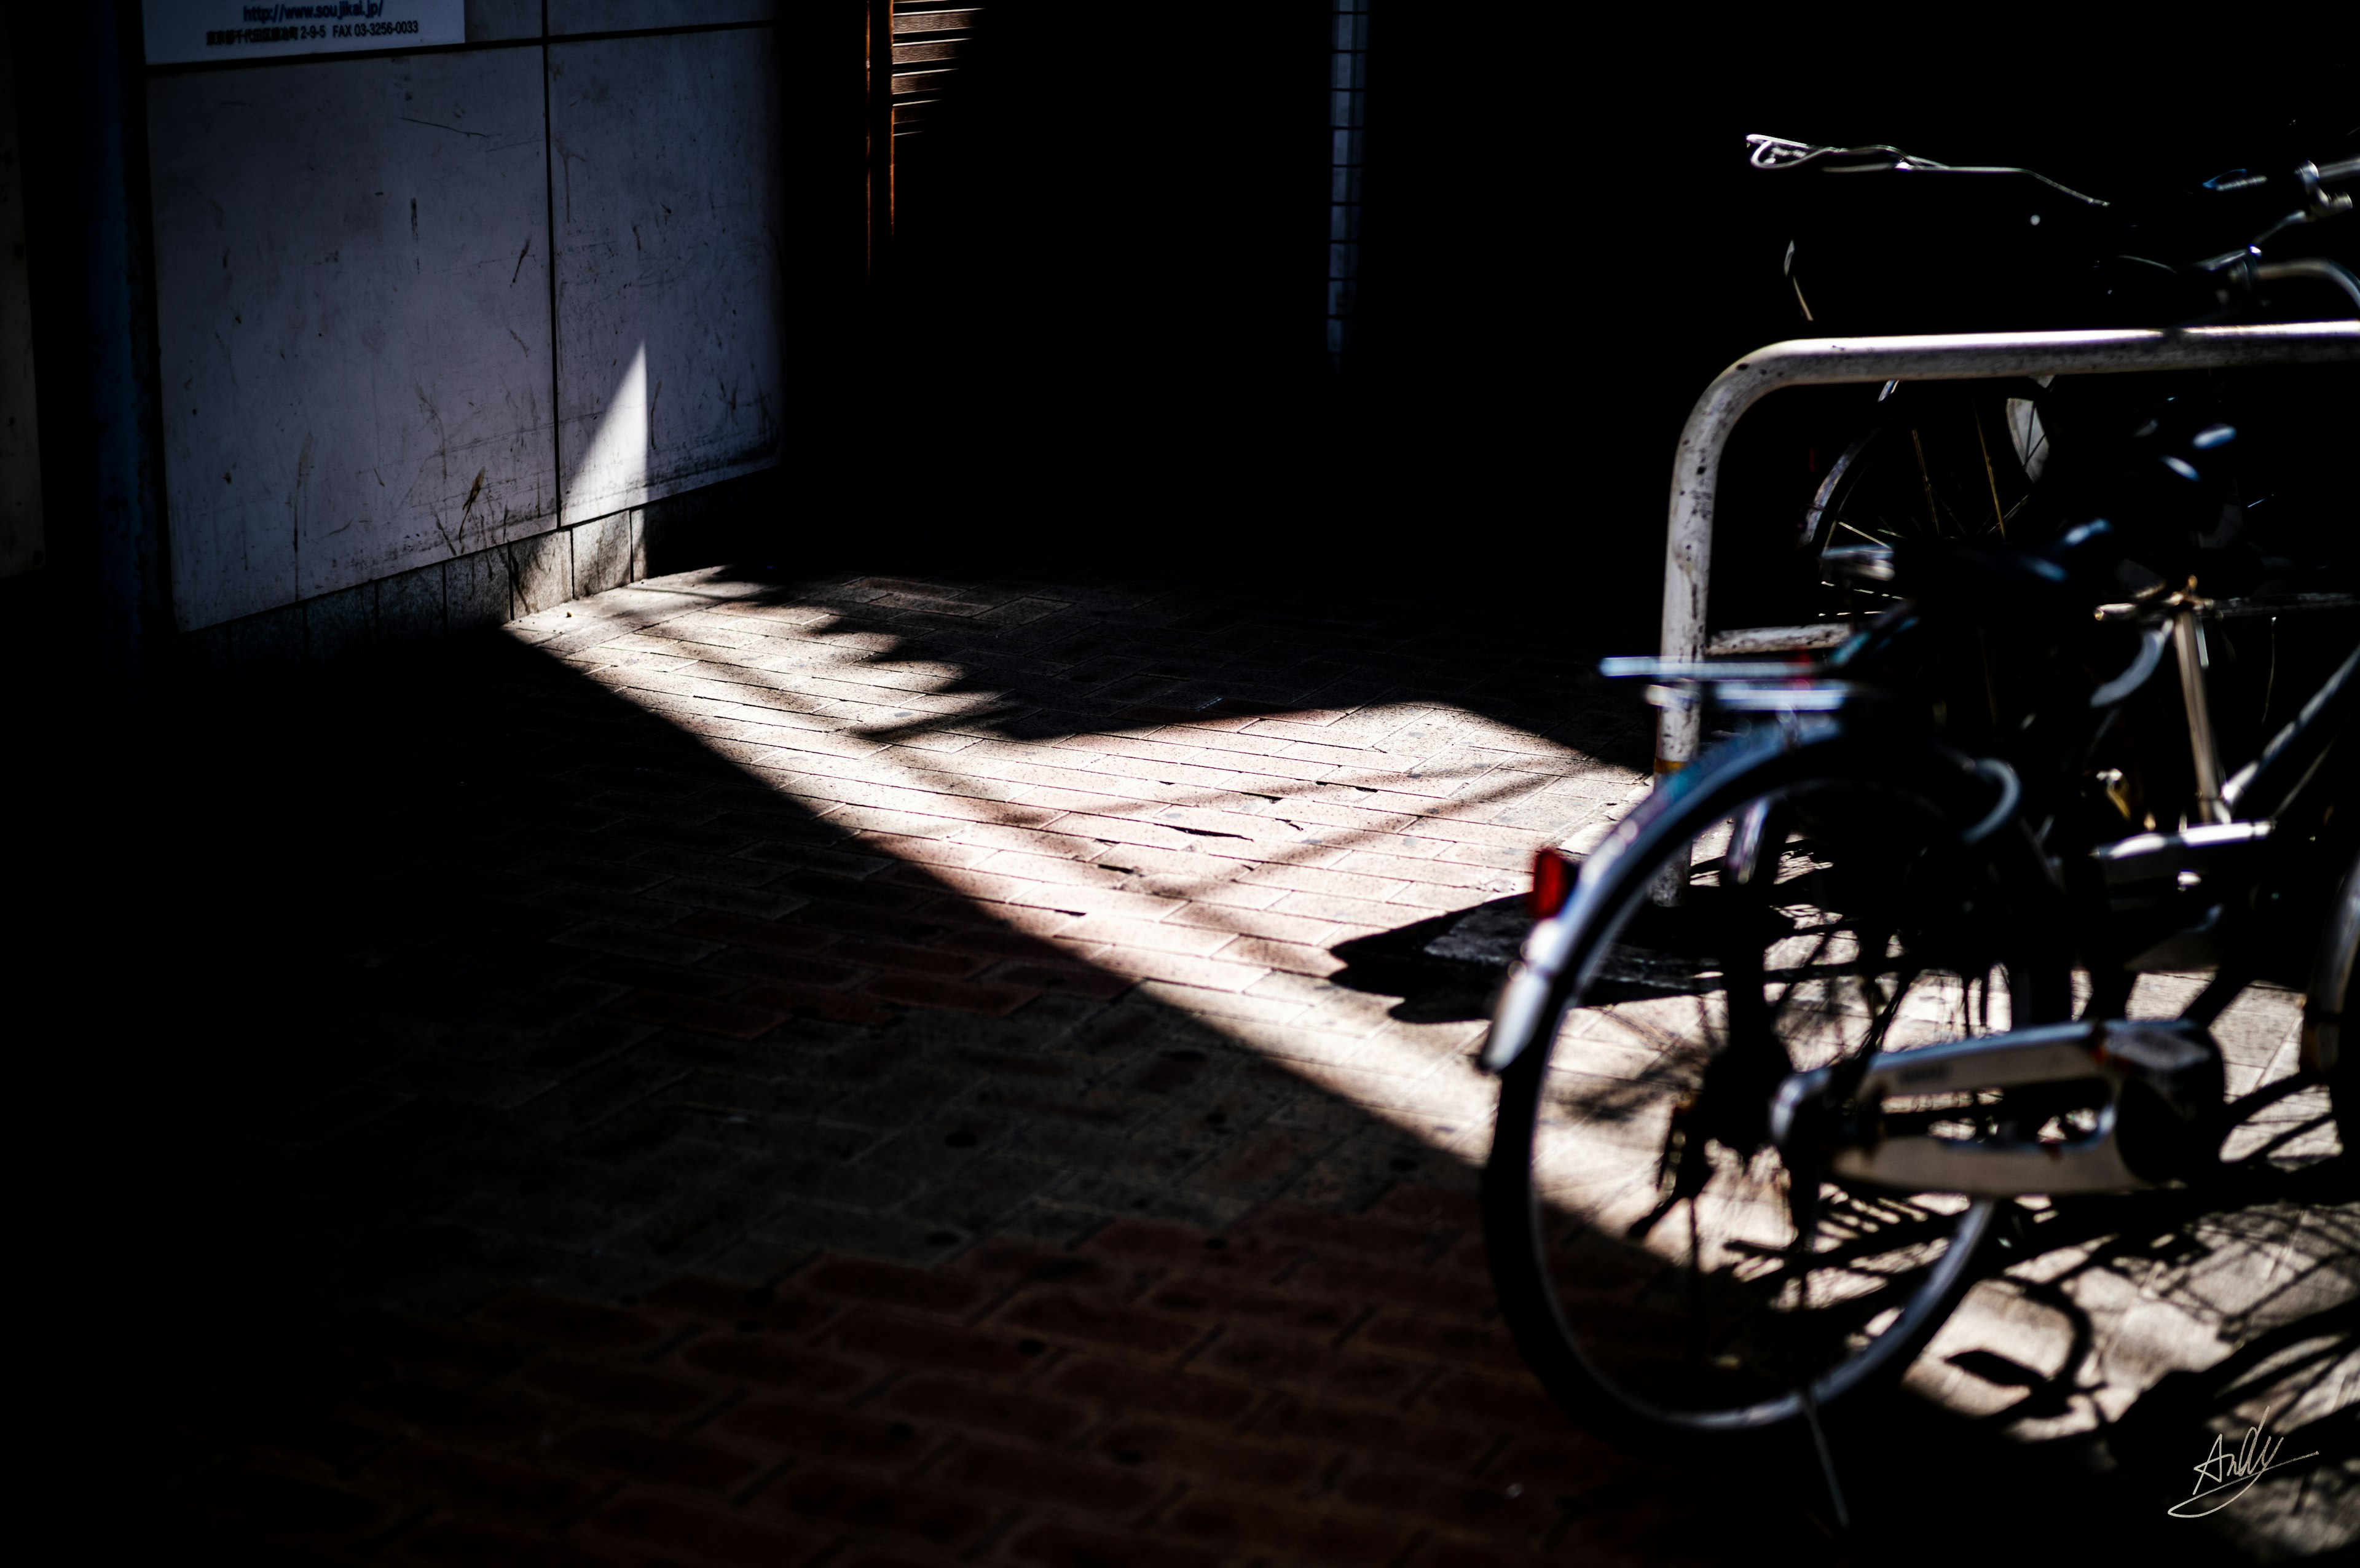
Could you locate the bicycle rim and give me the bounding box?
[1486,769,2056,1445]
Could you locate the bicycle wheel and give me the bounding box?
[1807,382,2043,607]
[2318,849,2359,1154]
[1483,739,2072,1454]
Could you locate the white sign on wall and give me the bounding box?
[143,1,465,67]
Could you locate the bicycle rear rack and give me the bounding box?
[1654,321,2360,780]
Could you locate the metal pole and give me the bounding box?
[1654,321,2360,782]
[18,0,173,707]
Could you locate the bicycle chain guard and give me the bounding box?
[1769,1017,2225,1196]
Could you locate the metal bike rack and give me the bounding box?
[1653,321,2360,780]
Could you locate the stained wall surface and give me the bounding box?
[146,2,783,633]
[550,30,784,527]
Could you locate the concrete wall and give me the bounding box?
[148,0,784,663]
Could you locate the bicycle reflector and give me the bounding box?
[1530,849,1576,919]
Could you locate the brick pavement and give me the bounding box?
[143,565,1712,1566]
[117,565,2353,1564]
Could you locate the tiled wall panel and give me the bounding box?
[151,49,558,630]
[549,29,784,527]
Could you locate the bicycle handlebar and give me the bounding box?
[2203,155,2360,196]
[1748,133,2360,221]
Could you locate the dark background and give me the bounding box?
[861,20,2358,645]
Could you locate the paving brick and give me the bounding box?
[1335,1465,1557,1537]
[362,1440,601,1524]
[1053,913,1237,956]
[1352,1313,1526,1372]
[343,1381,560,1448]
[1210,933,1349,978]
[1089,1417,1324,1492]
[1366,1183,1485,1232]
[1039,1357,1262,1427]
[829,1314,1039,1378]
[1087,946,1272,993]
[384,1515,626,1568]
[667,909,840,954]
[1160,1492,1418,1566]
[1196,1329,1427,1406]
[995,1288,1206,1361]
[1184,1121,1336,1201]
[796,1256,993,1316]
[1001,1522,1224,1568]
[1163,901,1354,946]
[578,954,750,1000]
[1414,1371,1567,1432]
[602,989,787,1040]
[932,1440,1165,1518]
[844,829,1003,868]
[1139,1270,1356,1338]
[1263,887,1434,928]
[584,1489,834,1566]
[709,1397,932,1470]
[979,958,1133,1000]
[515,1354,731,1424]
[766,868,927,909]
[1243,1394,1493,1473]
[973,847,1139,887]
[923,922,1076,962]
[734,981,896,1024]
[1402,1539,1559,1568]
[540,1421,768,1493]
[830,938,988,978]
[701,946,868,989]
[862,972,1037,1016]
[1234,1204,1447,1264]
[753,1467,995,1550]
[1087,1212,1269,1261]
[551,922,724,965]
[879,1376,1093,1445]
[674,1333,870,1395]
[950,1237,1130,1292]
[639,1275,831,1330]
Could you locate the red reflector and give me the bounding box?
[1530,849,1576,919]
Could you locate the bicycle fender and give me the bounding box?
[1478,714,1993,1075]
[1480,723,1815,1074]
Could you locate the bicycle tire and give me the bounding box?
[2318,849,2360,1154]
[1807,382,2043,606]
[1481,723,2073,1456]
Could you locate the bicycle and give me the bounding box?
[1474,145,2360,1465]
[1760,135,2360,624]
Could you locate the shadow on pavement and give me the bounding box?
[23,563,2346,1563]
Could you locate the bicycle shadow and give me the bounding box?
[1330,896,2357,1561]
[1871,1159,2358,1561]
